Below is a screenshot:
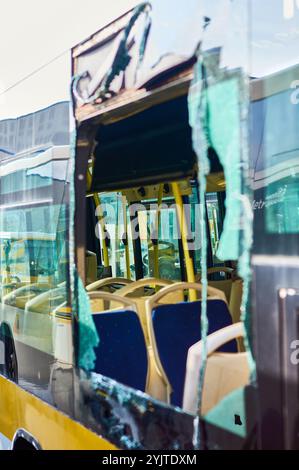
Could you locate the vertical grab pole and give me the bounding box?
[153,184,164,281]
[172,182,197,301]
[122,195,131,280]
[86,169,109,268]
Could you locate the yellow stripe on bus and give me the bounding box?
[0,375,117,450]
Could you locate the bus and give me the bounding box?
[0,0,298,450]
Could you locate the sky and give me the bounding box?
[1,0,298,90]
[0,0,139,118]
[0,0,298,119]
[0,0,203,119]
[0,0,139,91]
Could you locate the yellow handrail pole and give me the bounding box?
[122,196,131,280]
[86,169,109,268]
[172,182,196,301]
[153,184,164,281]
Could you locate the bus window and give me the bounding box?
[189,184,226,274]
[206,192,223,265]
[94,192,135,281]
[138,204,181,281]
[0,142,71,387]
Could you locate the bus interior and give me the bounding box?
[80,91,249,417]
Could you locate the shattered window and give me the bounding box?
[188,0,256,447]
[71,0,264,450]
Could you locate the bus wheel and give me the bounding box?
[13,438,37,450]
[12,430,41,450]
[0,322,18,383]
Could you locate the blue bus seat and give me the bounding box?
[92,309,148,392]
[152,299,237,407]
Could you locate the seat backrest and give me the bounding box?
[86,277,133,293]
[207,267,234,303]
[117,278,182,343]
[147,283,236,407]
[183,322,249,416]
[208,280,232,303]
[86,251,97,285]
[201,352,249,415]
[229,280,243,324]
[3,283,52,308]
[87,291,168,400]
[88,290,137,313]
[92,309,148,392]
[25,286,66,314]
[117,278,175,299]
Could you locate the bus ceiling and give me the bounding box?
[81,93,225,195]
[86,95,197,193]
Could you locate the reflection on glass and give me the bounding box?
[0,102,71,394]
[251,1,299,249]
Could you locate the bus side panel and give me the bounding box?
[0,375,116,450]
